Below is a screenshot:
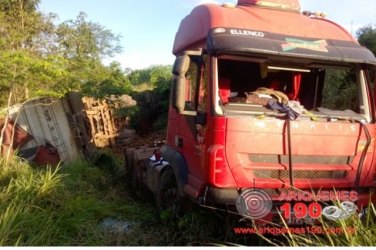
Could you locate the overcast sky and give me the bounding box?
[39,0,376,70]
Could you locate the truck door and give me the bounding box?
[176,55,208,184]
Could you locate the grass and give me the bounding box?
[279,203,376,246]
[0,152,238,246]
[0,154,154,246]
[0,152,374,246]
[0,152,253,246]
[251,194,376,247]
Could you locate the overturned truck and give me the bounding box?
[127,0,376,223]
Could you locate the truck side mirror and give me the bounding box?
[171,55,190,113]
[171,75,186,113]
[173,55,190,75]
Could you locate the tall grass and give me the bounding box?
[279,203,376,246]
[0,155,153,246]
[250,195,376,247]
[1,153,374,246]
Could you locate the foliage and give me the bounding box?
[0,50,68,104]
[81,62,132,98]
[0,155,155,246]
[317,25,376,113]
[89,148,121,177]
[128,65,172,87]
[0,2,128,106]
[254,202,376,247]
[128,65,172,133]
[1,150,374,246]
[357,25,376,89]
[0,0,65,105]
[52,12,127,98]
[0,154,244,246]
[0,0,44,51]
[321,69,358,112]
[358,25,376,56]
[56,12,122,61]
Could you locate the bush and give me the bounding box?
[128,66,172,134]
[131,81,170,134]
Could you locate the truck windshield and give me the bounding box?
[216,57,372,122]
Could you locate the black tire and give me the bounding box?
[155,168,193,218]
[131,152,141,189]
[125,148,135,182]
[156,168,185,216]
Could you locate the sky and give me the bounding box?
[39,0,376,70]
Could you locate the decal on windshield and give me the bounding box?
[282,38,328,52]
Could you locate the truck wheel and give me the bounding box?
[156,168,181,215]
[131,152,141,189]
[125,148,135,182]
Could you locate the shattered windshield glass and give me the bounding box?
[217,57,371,122]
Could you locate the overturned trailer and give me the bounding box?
[1,93,136,167]
[5,97,84,165]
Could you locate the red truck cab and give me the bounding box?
[132,0,376,221]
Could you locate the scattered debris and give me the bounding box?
[99,218,137,235]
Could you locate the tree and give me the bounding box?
[81,62,132,98]
[55,12,124,95]
[56,12,122,61]
[357,25,376,88]
[0,0,68,105]
[0,0,43,51]
[0,0,58,56]
[357,25,376,56]
[128,65,172,87]
[0,2,127,106]
[0,51,68,104]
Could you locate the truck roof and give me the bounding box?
[173,3,376,65]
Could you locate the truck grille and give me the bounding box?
[249,154,353,165]
[253,170,347,179]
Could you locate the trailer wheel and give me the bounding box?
[130,152,142,189]
[156,168,181,215]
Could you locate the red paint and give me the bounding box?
[173,3,356,55]
[167,0,376,217]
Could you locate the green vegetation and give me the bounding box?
[254,202,376,247]
[0,154,250,246]
[1,152,375,246]
[0,0,375,247]
[287,205,376,246]
[321,69,358,112]
[0,0,172,133]
[358,25,376,56]
[0,0,131,106]
[358,25,376,88]
[0,155,150,246]
[128,65,172,134]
